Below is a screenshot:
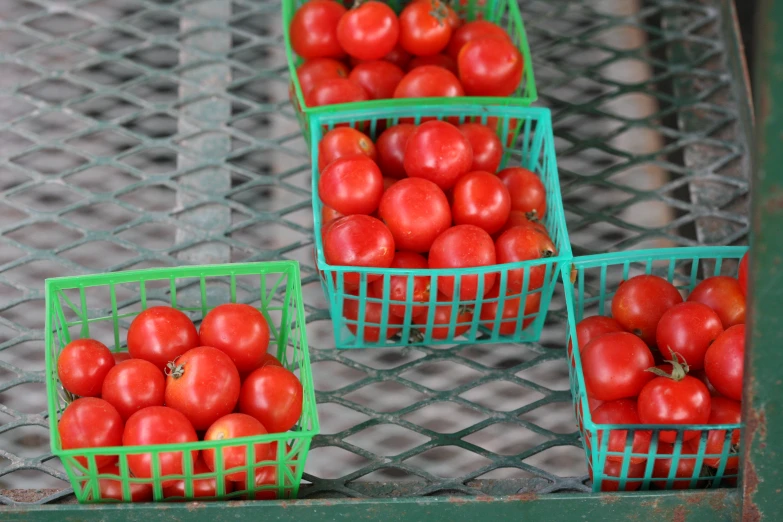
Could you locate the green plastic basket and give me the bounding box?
[44,261,319,503]
[311,104,571,348]
[282,0,537,142]
[563,247,746,492]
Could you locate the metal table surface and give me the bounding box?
[0,0,761,519]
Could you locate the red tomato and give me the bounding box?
[296,58,349,96]
[497,167,546,218]
[479,284,540,335]
[101,359,165,421]
[239,366,304,433]
[656,302,724,371]
[498,210,548,236]
[123,406,199,485]
[376,123,416,179]
[202,413,272,482]
[369,251,430,319]
[687,276,746,329]
[393,65,464,98]
[403,120,472,190]
[738,252,748,296]
[337,1,399,61]
[321,205,344,227]
[127,306,200,372]
[352,42,411,69]
[165,346,241,430]
[494,225,557,294]
[343,296,403,342]
[251,464,279,500]
[322,215,395,288]
[59,398,123,469]
[112,352,131,364]
[459,123,503,173]
[318,155,384,216]
[289,0,346,59]
[58,338,115,398]
[582,332,655,401]
[588,399,652,464]
[591,459,646,492]
[611,275,683,347]
[458,37,523,96]
[413,293,474,340]
[651,441,702,490]
[163,456,233,499]
[318,127,377,171]
[428,225,497,300]
[378,178,451,253]
[704,324,744,401]
[446,20,512,60]
[704,396,741,470]
[199,303,271,375]
[568,316,624,366]
[407,54,458,74]
[259,352,284,369]
[305,78,369,107]
[399,1,453,56]
[451,171,511,235]
[98,463,154,502]
[348,61,405,100]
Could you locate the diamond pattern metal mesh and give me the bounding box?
[0,0,748,505]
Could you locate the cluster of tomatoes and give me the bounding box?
[56,304,303,501]
[573,252,749,491]
[316,118,556,340]
[289,0,524,107]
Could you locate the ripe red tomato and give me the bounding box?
[98,463,154,502]
[458,37,523,96]
[393,65,464,98]
[305,78,370,107]
[321,205,344,227]
[378,178,451,253]
[296,58,349,96]
[318,155,384,216]
[655,302,724,371]
[498,210,548,236]
[58,338,115,398]
[459,123,503,173]
[413,293,474,340]
[399,1,453,56]
[428,225,497,300]
[446,20,512,60]
[369,251,430,319]
[568,316,624,366]
[289,0,346,59]
[497,167,546,218]
[407,54,458,74]
[101,359,165,421]
[163,457,233,499]
[322,215,395,288]
[451,171,511,235]
[59,398,123,469]
[611,275,683,347]
[704,324,744,401]
[203,413,272,482]
[318,127,377,172]
[165,346,241,430]
[704,396,741,470]
[588,399,652,464]
[199,303,271,375]
[479,284,540,335]
[127,306,199,372]
[591,459,646,492]
[738,252,748,296]
[376,123,416,179]
[403,120,472,190]
[494,225,557,294]
[348,61,405,100]
[343,296,403,342]
[651,441,702,490]
[337,1,399,61]
[687,276,746,329]
[582,332,655,401]
[239,365,304,433]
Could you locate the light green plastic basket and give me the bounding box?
[45,261,319,503]
[563,247,746,492]
[311,104,571,348]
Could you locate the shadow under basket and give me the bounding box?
[44,261,319,503]
[563,247,745,492]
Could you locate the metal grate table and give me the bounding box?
[0,0,775,520]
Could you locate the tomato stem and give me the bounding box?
[165,357,185,379]
[645,352,690,381]
[428,0,449,25]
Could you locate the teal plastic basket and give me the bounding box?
[282,0,537,143]
[311,105,571,348]
[563,247,746,492]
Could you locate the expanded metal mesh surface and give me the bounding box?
[0,0,748,505]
